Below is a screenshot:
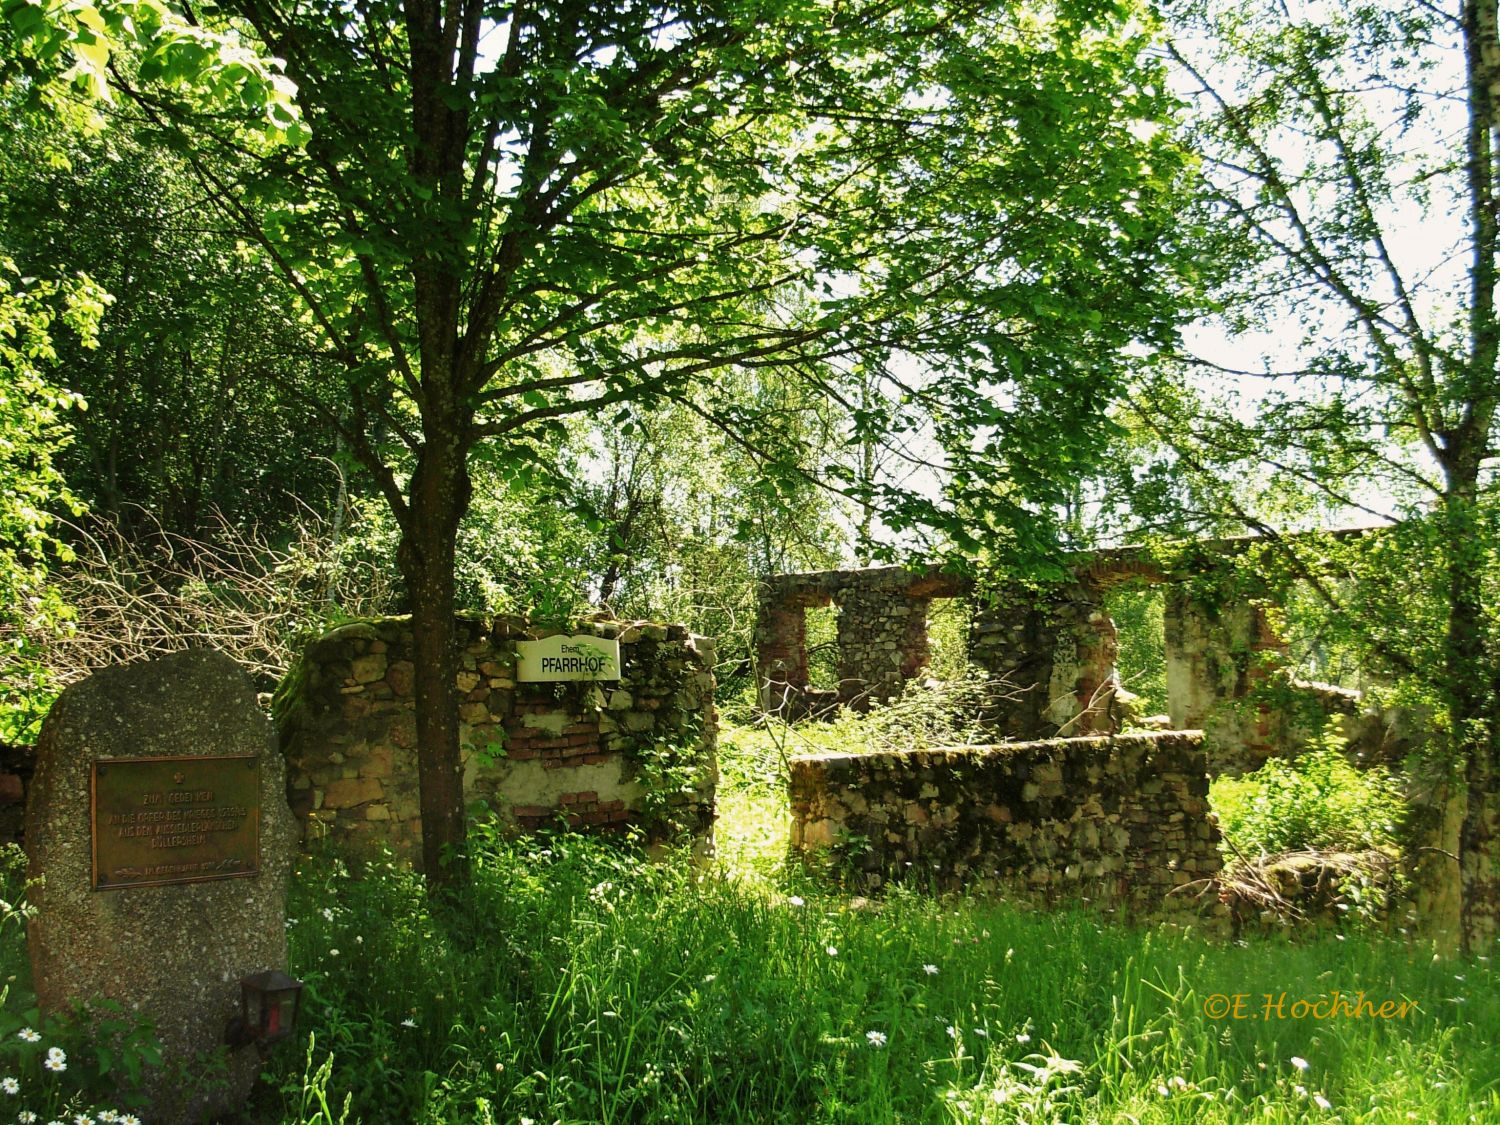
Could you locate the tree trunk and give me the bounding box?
[1459,0,1500,956]
[1454,494,1500,953]
[1463,745,1500,952]
[1440,453,1499,953]
[1415,773,1465,957]
[397,431,472,891]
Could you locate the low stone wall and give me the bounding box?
[788,731,1224,922]
[274,616,716,863]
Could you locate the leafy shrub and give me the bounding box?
[1210,738,1407,858]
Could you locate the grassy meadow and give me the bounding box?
[1,717,1496,1123]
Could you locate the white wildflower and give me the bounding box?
[43,1048,65,1073]
[922,964,938,975]
[1313,1094,1332,1110]
[1291,1056,1309,1072]
[865,1030,887,1048]
[15,1030,37,1044]
[0,1080,14,1095]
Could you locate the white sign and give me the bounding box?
[516,635,621,682]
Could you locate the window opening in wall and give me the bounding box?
[925,597,971,682]
[1105,583,1168,720]
[1276,579,1362,689]
[803,603,840,690]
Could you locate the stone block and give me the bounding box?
[324,776,383,807]
[351,653,387,684]
[26,651,296,1123]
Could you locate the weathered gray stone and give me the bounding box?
[26,650,296,1124]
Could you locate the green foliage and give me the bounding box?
[0,118,345,541]
[0,257,101,740]
[608,709,710,842]
[8,0,1206,882]
[1106,585,1168,718]
[1140,0,1500,840]
[1211,742,1408,858]
[330,478,601,623]
[723,671,1010,787]
[925,598,972,684]
[285,1035,352,1125]
[566,388,846,698]
[1,0,304,139]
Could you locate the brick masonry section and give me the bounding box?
[273,615,717,866]
[788,731,1228,925]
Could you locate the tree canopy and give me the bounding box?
[84,0,1191,884]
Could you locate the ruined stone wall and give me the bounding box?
[759,536,1437,781]
[788,731,1224,922]
[756,564,1126,735]
[755,567,966,713]
[1164,592,1290,775]
[967,588,1121,738]
[274,616,716,864]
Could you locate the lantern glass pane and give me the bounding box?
[242,981,264,1031]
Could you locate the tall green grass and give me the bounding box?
[248,827,1499,1123]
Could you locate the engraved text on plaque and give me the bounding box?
[91,755,261,890]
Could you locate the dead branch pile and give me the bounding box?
[5,505,401,692]
[1218,847,1399,930]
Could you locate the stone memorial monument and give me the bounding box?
[25,650,297,1123]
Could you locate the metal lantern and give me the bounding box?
[227,970,303,1049]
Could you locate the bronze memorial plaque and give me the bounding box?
[91,754,261,890]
